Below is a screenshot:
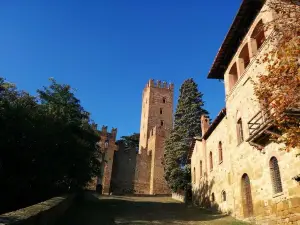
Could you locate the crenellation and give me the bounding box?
[135,79,173,195]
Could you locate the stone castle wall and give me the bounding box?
[110,142,137,195]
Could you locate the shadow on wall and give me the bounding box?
[192,177,221,212]
[110,142,137,195]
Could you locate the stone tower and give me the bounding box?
[135,79,173,195]
[139,79,174,152]
[99,126,118,195]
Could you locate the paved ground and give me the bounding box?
[56,193,249,225]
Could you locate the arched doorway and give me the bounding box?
[241,173,253,218]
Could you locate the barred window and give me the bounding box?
[200,160,203,177]
[219,141,223,163]
[209,152,213,171]
[269,157,283,194]
[222,190,226,202]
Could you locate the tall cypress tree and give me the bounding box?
[164,78,208,191]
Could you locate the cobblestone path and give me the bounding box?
[56,193,249,225]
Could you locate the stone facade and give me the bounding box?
[134,79,174,195]
[191,0,300,224]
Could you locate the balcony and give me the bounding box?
[246,109,279,149]
[246,107,300,149]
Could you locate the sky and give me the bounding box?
[0,0,241,139]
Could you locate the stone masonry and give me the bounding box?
[191,0,300,224]
[134,79,174,195]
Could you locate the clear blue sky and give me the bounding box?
[0,0,241,139]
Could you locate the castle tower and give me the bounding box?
[135,79,173,195]
[139,79,174,153]
[99,126,118,195]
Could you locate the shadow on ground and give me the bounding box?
[56,192,248,225]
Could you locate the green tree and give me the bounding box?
[118,133,140,151]
[0,77,101,213]
[164,78,208,191]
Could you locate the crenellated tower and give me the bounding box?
[135,79,174,195]
[139,79,174,153]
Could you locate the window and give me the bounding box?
[229,63,238,91]
[209,152,213,171]
[251,20,266,50]
[269,157,283,194]
[239,43,250,72]
[200,160,203,177]
[160,108,163,114]
[162,97,166,103]
[145,98,147,104]
[241,174,253,218]
[193,167,196,183]
[218,141,223,163]
[160,120,164,126]
[104,140,109,148]
[211,193,215,202]
[222,191,226,202]
[237,118,244,144]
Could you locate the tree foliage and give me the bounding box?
[253,0,300,150]
[118,133,139,149]
[164,79,208,191]
[0,77,100,213]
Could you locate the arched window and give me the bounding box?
[251,20,265,51]
[218,141,223,163]
[200,160,203,177]
[239,43,250,73]
[160,108,163,114]
[241,174,253,218]
[237,118,244,144]
[211,193,215,202]
[229,63,238,91]
[269,157,283,194]
[209,152,213,171]
[162,97,166,103]
[193,167,196,183]
[222,191,226,202]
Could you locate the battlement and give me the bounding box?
[145,79,174,90]
[100,125,117,140]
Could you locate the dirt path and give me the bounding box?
[56,193,249,225]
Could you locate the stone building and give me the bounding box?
[190,0,300,224]
[134,79,174,195]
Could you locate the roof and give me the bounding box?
[208,0,266,79]
[188,108,227,161]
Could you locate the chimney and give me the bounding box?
[201,115,210,137]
